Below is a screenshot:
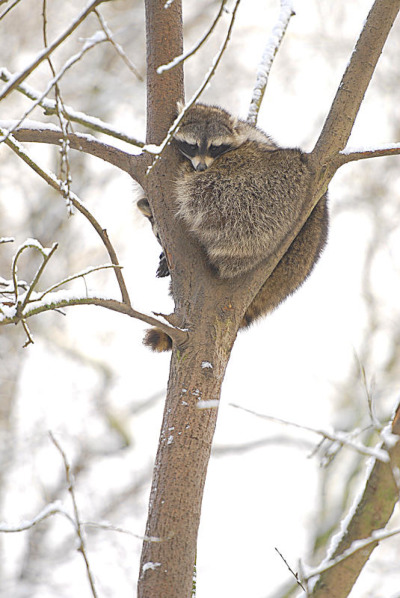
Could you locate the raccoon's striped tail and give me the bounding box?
[143,328,173,352]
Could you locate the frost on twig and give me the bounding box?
[157,0,228,74]
[229,403,390,463]
[0,69,145,147]
[307,402,400,597]
[0,0,106,102]
[0,30,107,146]
[247,0,295,124]
[0,501,74,533]
[1,127,132,304]
[49,432,99,598]
[0,235,123,345]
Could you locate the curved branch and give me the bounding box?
[1,121,141,175]
[0,68,145,148]
[2,128,132,305]
[311,0,400,168]
[0,294,188,345]
[157,0,228,74]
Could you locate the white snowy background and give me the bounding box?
[1,1,400,597]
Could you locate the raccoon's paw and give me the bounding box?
[143,328,172,352]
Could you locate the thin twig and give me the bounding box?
[94,8,143,80]
[0,0,107,102]
[247,0,295,124]
[43,0,74,212]
[0,502,75,532]
[275,547,306,592]
[0,69,145,147]
[82,520,163,542]
[304,526,400,583]
[49,432,99,598]
[157,0,228,74]
[1,127,132,306]
[229,403,390,463]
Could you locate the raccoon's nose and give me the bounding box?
[195,162,208,172]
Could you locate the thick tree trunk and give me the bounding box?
[137,342,230,598]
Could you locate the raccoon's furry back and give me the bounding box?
[175,144,310,278]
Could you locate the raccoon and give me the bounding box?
[140,104,328,351]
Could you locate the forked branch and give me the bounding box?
[311,0,400,172]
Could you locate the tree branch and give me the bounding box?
[0,68,145,147]
[0,0,108,102]
[309,403,400,597]
[338,143,400,166]
[1,121,140,175]
[247,0,295,124]
[0,292,187,346]
[311,0,400,172]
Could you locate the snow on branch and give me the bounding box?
[303,526,400,586]
[157,0,228,74]
[0,69,145,148]
[312,0,400,167]
[0,501,74,533]
[93,9,143,80]
[247,0,295,124]
[0,131,186,345]
[0,0,108,102]
[229,403,390,463]
[338,142,400,165]
[0,127,132,302]
[49,432,99,598]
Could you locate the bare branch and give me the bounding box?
[247,0,295,124]
[0,0,108,102]
[1,120,138,174]
[312,0,400,166]
[0,68,145,147]
[229,403,390,463]
[1,128,133,304]
[0,502,74,532]
[94,9,144,80]
[157,0,228,74]
[49,432,99,598]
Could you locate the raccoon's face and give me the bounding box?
[174,104,243,172]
